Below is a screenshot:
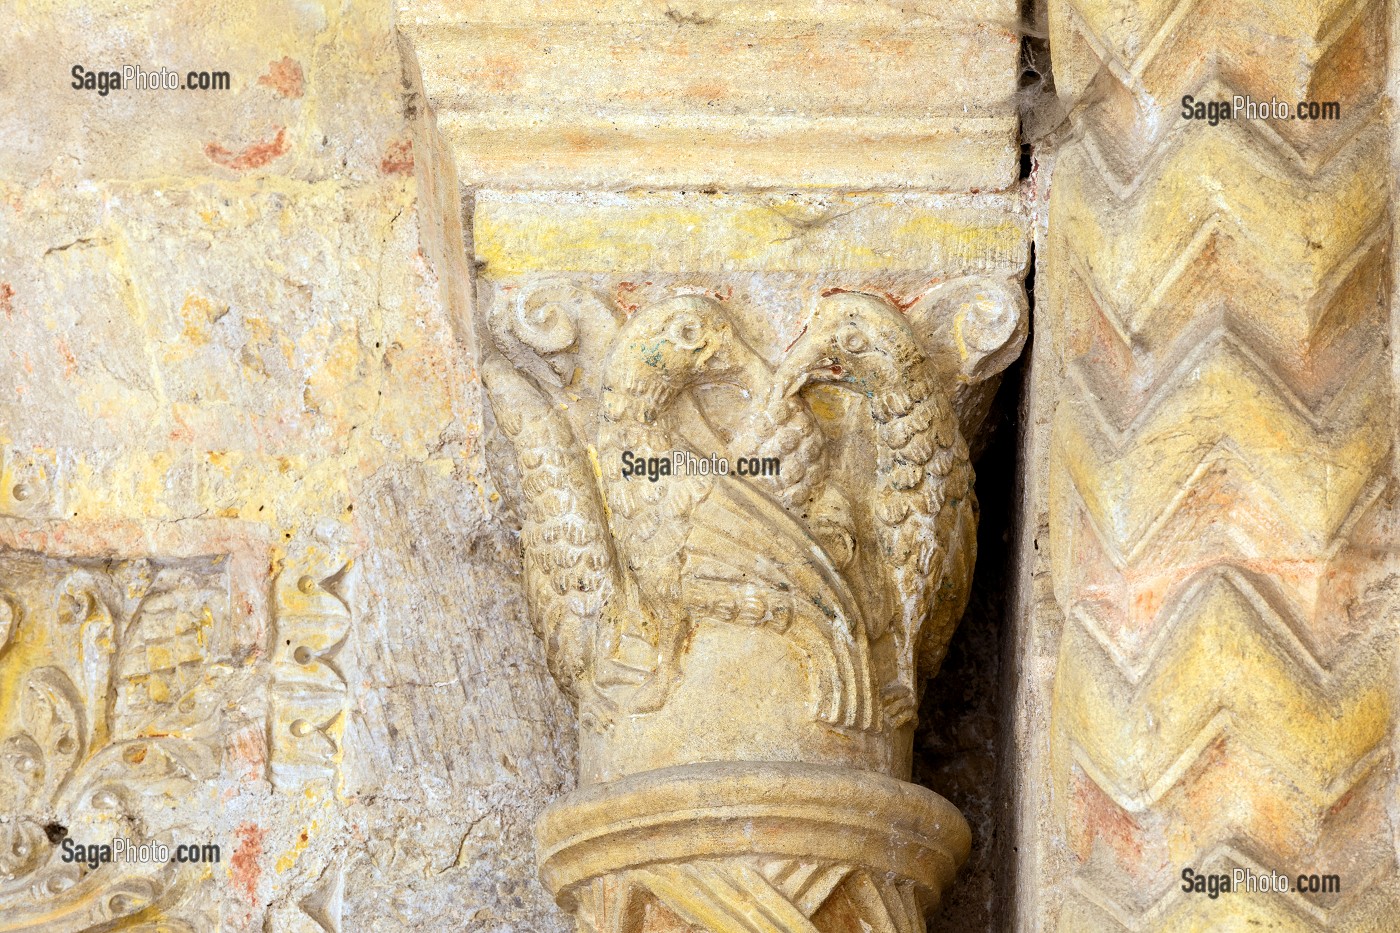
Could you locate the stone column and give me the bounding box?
[398,2,1031,929]
[1028,0,1400,927]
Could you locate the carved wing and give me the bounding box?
[914,452,977,679]
[733,394,830,513]
[481,354,619,704]
[682,475,879,731]
[872,388,978,725]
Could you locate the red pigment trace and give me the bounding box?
[205,128,289,171]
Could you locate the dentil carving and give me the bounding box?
[483,277,1024,931]
[269,541,355,793]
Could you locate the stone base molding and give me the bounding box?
[538,762,970,933]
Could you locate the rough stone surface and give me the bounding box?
[0,2,572,930]
[28,0,1379,929]
[1,0,1031,929]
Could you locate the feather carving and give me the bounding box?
[779,292,977,729]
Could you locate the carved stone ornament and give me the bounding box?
[483,258,1026,930]
[0,549,239,931]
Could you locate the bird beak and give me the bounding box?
[705,329,769,391]
[777,331,835,398]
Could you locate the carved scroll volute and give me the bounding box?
[908,276,1029,457]
[482,278,1024,932]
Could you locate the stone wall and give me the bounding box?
[0,3,571,929]
[9,1,1395,931]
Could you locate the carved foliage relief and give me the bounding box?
[0,549,240,931]
[0,520,357,931]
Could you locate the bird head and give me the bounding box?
[778,292,923,399]
[612,294,764,393]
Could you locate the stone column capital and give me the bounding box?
[395,4,1030,926]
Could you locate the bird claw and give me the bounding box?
[881,685,918,730]
[619,662,679,714]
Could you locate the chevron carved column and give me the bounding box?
[1044,0,1399,928]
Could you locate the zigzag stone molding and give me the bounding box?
[1042,0,1400,927]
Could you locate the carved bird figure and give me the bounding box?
[734,390,858,572]
[481,353,635,709]
[778,292,977,728]
[599,295,880,730]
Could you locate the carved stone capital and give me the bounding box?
[398,8,1031,929]
[473,191,1029,930]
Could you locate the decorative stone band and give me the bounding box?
[397,1,1022,191]
[537,761,970,932]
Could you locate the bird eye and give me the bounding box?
[837,329,869,353]
[671,317,702,346]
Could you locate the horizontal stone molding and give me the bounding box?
[474,191,1030,277]
[537,761,971,911]
[397,0,1020,190]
